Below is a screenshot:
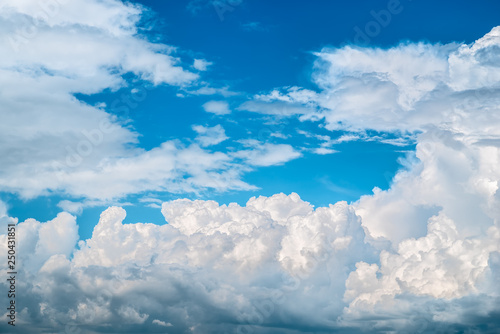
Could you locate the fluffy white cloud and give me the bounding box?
[239,86,321,120]
[331,27,500,331]
[314,27,500,137]
[0,193,375,333]
[354,132,500,244]
[192,124,228,147]
[193,59,213,71]
[202,100,231,115]
[2,188,499,332]
[243,27,500,143]
[345,213,499,302]
[341,214,500,332]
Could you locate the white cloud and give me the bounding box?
[239,86,321,120]
[334,27,500,331]
[0,212,79,274]
[341,214,500,332]
[345,212,498,302]
[57,200,85,215]
[138,197,163,209]
[355,127,500,244]
[0,200,7,219]
[243,27,500,142]
[2,189,499,332]
[313,28,500,137]
[3,140,256,201]
[313,147,337,155]
[0,193,376,333]
[152,319,173,327]
[192,124,228,147]
[255,86,319,105]
[185,85,239,97]
[270,131,289,139]
[202,100,231,115]
[232,141,302,167]
[193,58,213,71]
[139,197,163,204]
[239,100,314,117]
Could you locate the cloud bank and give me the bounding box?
[1,186,499,333]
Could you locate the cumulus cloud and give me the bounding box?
[2,189,500,332]
[314,28,500,137]
[345,213,498,302]
[243,27,500,142]
[0,193,375,333]
[341,214,500,332]
[331,27,500,331]
[202,100,231,115]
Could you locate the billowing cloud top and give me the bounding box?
[313,27,500,136]
[1,187,499,332]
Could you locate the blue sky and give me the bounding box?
[1,0,500,333]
